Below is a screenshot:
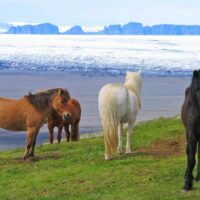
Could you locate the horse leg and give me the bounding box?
[64,125,70,142]
[24,128,37,160]
[48,126,54,144]
[183,138,197,191]
[57,126,63,143]
[29,129,39,160]
[196,142,200,181]
[71,122,79,141]
[74,122,80,141]
[118,123,123,154]
[76,124,80,141]
[105,144,113,161]
[126,122,133,154]
[73,123,80,141]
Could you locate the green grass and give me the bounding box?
[0,117,200,200]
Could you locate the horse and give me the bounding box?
[47,98,81,143]
[0,88,70,160]
[181,69,200,191]
[98,71,142,160]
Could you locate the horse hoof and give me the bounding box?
[182,189,190,193]
[24,155,36,162]
[126,150,132,154]
[29,156,36,161]
[105,155,113,161]
[118,148,124,154]
[23,154,30,160]
[183,183,192,191]
[23,156,29,161]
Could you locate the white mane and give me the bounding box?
[124,71,142,110]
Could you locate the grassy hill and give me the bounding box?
[0,117,200,200]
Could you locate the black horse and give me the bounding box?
[181,70,200,191]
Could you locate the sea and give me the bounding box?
[0,35,200,76]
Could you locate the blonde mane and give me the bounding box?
[123,72,142,110]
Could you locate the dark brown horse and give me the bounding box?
[181,70,200,191]
[47,98,81,143]
[0,88,70,160]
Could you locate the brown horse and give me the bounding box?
[47,98,81,143]
[0,88,70,160]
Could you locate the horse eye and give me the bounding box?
[61,100,64,104]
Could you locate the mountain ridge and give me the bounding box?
[3,21,200,35]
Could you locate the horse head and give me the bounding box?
[52,89,71,122]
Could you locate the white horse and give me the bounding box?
[98,71,142,160]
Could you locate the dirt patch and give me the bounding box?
[135,136,186,158]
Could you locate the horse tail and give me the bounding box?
[99,91,119,154]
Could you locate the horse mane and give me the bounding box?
[124,73,142,110]
[25,88,70,113]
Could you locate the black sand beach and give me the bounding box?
[0,72,190,150]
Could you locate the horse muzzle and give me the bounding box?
[63,112,72,122]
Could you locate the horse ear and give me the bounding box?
[193,70,199,78]
[58,89,64,96]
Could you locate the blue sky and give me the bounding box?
[0,0,200,26]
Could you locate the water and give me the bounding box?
[0,35,200,76]
[0,73,190,150]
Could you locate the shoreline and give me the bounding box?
[0,72,190,150]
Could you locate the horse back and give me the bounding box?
[99,84,128,106]
[0,97,34,131]
[98,83,129,120]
